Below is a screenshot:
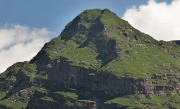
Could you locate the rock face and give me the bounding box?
[0,9,180,109]
[47,57,154,97]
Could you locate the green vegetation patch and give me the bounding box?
[105,94,180,109]
[60,40,101,68]
[0,96,27,109]
[55,91,78,100]
[105,95,145,109]
[40,96,56,102]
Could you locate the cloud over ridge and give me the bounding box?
[0,24,51,73]
[123,0,180,41]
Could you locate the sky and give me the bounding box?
[0,0,179,73]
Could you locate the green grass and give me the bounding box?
[55,91,78,100]
[35,87,48,93]
[0,91,6,99]
[40,96,56,102]
[0,96,27,109]
[65,100,74,107]
[100,38,180,78]
[105,94,180,109]
[100,9,128,27]
[105,95,146,109]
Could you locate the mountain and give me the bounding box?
[0,8,180,109]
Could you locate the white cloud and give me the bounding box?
[123,0,180,41]
[0,24,51,73]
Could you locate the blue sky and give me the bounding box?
[1,0,179,73]
[0,0,172,36]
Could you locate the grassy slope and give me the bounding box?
[42,9,180,78]
[105,94,180,109]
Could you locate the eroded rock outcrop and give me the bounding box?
[46,57,154,98]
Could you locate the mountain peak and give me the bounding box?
[60,8,130,41]
[1,9,180,109]
[33,9,160,70]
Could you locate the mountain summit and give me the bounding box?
[0,9,180,109]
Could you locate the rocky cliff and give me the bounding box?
[0,9,180,109]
